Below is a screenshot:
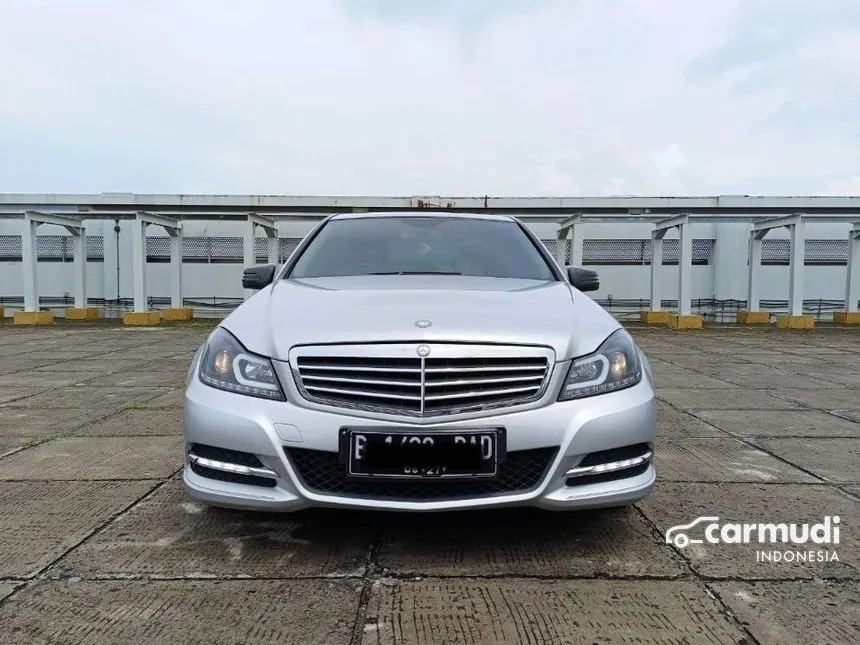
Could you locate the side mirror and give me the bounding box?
[242,264,276,290]
[566,266,599,292]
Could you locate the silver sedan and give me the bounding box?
[182,212,656,512]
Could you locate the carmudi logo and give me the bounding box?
[665,516,841,563]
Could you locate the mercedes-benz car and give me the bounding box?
[182,212,656,512]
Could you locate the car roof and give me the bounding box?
[329,211,516,223]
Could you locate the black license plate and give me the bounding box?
[341,429,505,479]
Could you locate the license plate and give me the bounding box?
[341,429,505,479]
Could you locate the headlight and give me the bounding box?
[558,328,642,401]
[198,327,285,400]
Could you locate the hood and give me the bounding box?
[222,275,620,362]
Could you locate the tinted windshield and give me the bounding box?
[288,216,556,280]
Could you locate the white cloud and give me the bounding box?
[0,0,858,195]
[653,145,687,179]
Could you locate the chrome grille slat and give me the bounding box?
[424,365,546,373]
[303,384,422,401]
[423,384,542,402]
[424,374,545,388]
[302,374,421,388]
[298,365,422,374]
[293,344,552,417]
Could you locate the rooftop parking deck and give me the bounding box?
[0,322,858,644]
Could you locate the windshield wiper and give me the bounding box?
[366,271,462,275]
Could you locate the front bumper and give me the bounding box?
[182,357,656,513]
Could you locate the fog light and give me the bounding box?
[564,451,652,479]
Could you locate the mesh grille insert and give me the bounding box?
[285,447,558,501]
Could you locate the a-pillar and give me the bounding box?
[737,229,770,324]
[834,222,860,324]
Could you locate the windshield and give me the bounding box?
[288,216,557,280]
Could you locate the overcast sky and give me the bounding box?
[1,0,858,196]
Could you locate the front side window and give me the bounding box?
[288,216,556,281]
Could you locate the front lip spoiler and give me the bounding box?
[187,452,280,481]
[563,451,652,479]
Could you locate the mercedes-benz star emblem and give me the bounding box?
[416,345,431,358]
[415,319,432,328]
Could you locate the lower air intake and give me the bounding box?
[285,447,558,501]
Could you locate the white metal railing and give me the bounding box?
[0,194,858,321]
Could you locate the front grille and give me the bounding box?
[293,348,551,417]
[285,447,558,501]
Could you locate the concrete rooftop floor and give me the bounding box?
[0,321,858,644]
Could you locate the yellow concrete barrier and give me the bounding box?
[13,310,54,325]
[162,307,194,322]
[833,312,860,324]
[640,311,671,324]
[65,307,100,320]
[775,315,815,329]
[736,311,770,325]
[668,314,703,329]
[122,311,162,326]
